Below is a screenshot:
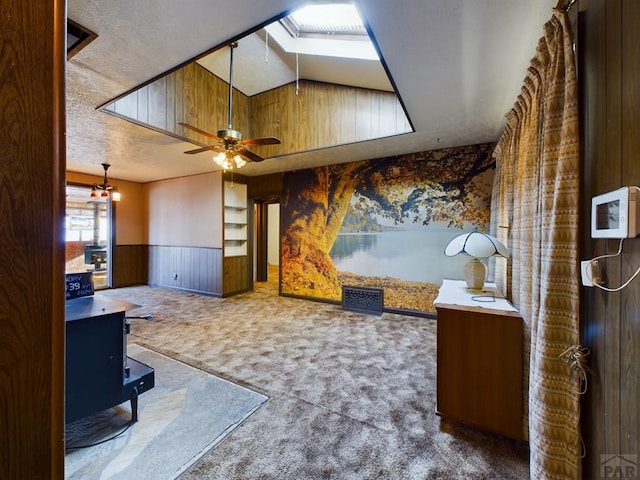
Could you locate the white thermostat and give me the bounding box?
[591,186,640,239]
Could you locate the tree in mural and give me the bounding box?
[281,143,496,299]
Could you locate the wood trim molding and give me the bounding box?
[67,19,98,60]
[0,0,66,477]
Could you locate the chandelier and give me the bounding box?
[90,163,121,201]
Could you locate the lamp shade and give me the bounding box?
[444,231,509,259]
[444,231,509,291]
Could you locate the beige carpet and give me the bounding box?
[64,345,267,480]
[95,278,529,479]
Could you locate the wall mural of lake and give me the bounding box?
[280,142,496,314]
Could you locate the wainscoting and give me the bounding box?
[116,245,251,297]
[112,244,148,287]
[148,245,223,296]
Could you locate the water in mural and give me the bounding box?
[331,228,471,284]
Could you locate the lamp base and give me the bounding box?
[464,257,487,291]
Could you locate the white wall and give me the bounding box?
[267,203,280,265]
[145,171,223,248]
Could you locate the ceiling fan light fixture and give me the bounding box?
[234,155,246,168]
[181,41,280,167]
[213,151,228,169]
[217,129,242,141]
[213,151,246,171]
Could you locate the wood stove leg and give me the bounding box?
[129,387,139,423]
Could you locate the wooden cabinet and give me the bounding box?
[434,280,523,440]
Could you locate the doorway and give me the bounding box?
[253,199,280,293]
[65,184,112,289]
[266,203,280,282]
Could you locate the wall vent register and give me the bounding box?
[342,285,384,315]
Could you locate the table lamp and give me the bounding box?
[444,231,509,291]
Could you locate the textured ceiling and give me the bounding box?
[66,0,556,184]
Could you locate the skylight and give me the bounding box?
[265,3,378,61]
[285,4,367,38]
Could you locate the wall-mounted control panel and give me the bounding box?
[591,186,640,239]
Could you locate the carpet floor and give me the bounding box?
[95,278,529,480]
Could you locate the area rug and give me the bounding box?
[64,344,268,480]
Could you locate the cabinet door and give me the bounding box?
[223,255,249,296]
[436,307,523,439]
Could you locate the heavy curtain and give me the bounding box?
[490,8,581,480]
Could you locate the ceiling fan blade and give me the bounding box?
[184,145,221,155]
[237,148,265,163]
[178,122,221,141]
[241,136,281,147]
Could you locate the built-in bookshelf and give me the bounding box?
[223,181,248,257]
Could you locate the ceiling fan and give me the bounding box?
[179,41,281,170]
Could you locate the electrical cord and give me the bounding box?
[471,293,496,302]
[586,238,640,292]
[559,345,593,395]
[559,345,593,459]
[65,420,134,450]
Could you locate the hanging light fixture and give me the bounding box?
[90,163,120,201]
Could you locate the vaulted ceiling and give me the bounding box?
[66,0,556,183]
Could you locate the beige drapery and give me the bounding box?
[490,9,580,480]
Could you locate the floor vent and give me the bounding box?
[342,285,384,315]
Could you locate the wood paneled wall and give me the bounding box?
[247,173,283,198]
[0,0,66,477]
[148,245,223,296]
[580,1,640,477]
[223,255,249,297]
[103,65,409,156]
[250,80,411,158]
[105,62,250,147]
[112,245,149,287]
